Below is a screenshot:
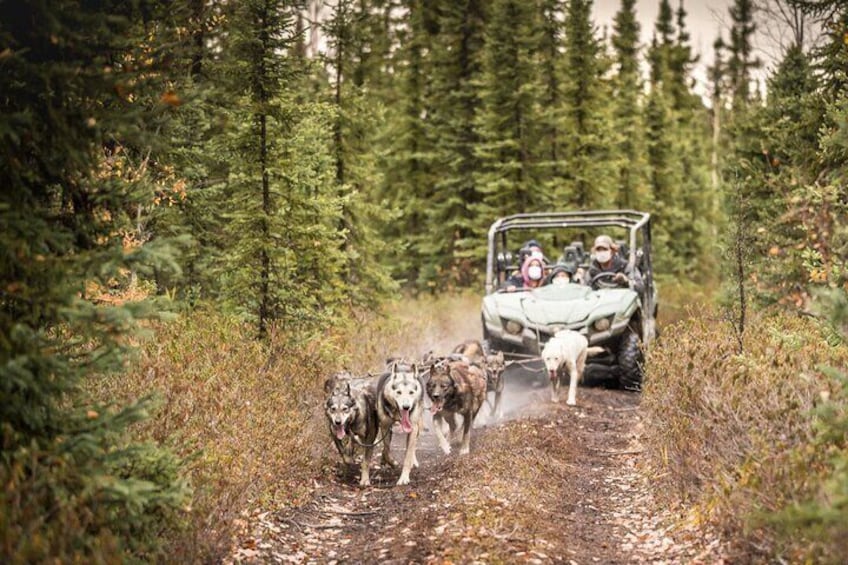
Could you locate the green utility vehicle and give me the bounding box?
[481,210,658,390]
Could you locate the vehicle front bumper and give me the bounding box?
[483,317,630,354]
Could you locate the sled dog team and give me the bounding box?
[324,330,602,487]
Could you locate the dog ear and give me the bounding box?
[324,377,337,394]
[447,364,463,390]
[343,380,351,396]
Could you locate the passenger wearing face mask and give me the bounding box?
[546,264,575,286]
[585,235,644,293]
[501,254,546,292]
[521,256,546,289]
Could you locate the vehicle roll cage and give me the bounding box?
[485,210,655,319]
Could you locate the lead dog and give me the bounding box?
[425,357,487,455]
[324,372,380,487]
[541,330,604,406]
[375,362,425,486]
[452,340,507,419]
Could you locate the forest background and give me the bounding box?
[1,0,847,562]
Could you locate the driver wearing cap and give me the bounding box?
[586,235,644,293]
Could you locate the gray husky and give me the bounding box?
[324,373,380,487]
[375,362,425,486]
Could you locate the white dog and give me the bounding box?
[375,362,425,486]
[541,330,604,405]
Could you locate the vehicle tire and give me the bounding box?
[583,363,617,386]
[617,330,644,391]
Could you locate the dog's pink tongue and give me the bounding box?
[400,409,413,433]
[430,400,443,415]
[334,425,346,439]
[549,370,557,382]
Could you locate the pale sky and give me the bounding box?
[591,0,756,99]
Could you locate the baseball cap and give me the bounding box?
[592,235,615,251]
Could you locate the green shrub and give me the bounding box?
[763,289,848,563]
[643,307,848,562]
[763,366,848,564]
[0,398,188,564]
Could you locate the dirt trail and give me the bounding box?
[229,366,724,564]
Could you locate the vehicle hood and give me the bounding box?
[483,284,637,327]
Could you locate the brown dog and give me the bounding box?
[425,358,487,455]
[452,340,507,419]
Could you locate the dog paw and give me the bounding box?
[382,457,399,469]
[359,478,371,487]
[440,443,451,455]
[459,446,470,455]
[567,399,577,406]
[551,396,559,403]
[396,475,410,486]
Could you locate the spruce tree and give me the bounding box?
[0,2,187,560]
[323,0,397,301]
[670,1,714,276]
[218,0,350,335]
[727,0,761,110]
[610,0,649,209]
[643,2,715,277]
[375,0,439,286]
[474,0,540,234]
[223,0,293,337]
[148,0,229,303]
[753,44,826,299]
[560,0,615,209]
[645,30,684,273]
[420,0,488,287]
[708,35,727,195]
[668,0,700,112]
[536,0,569,206]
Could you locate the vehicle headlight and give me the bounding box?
[505,320,523,335]
[593,318,611,332]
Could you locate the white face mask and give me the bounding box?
[595,250,611,264]
[553,276,569,287]
[528,265,543,281]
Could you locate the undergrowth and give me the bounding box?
[84,291,482,561]
[643,306,848,563]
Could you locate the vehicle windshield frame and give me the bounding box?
[484,210,654,320]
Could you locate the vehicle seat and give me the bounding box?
[615,240,629,260]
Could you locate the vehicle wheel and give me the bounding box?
[583,363,617,386]
[617,330,644,391]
